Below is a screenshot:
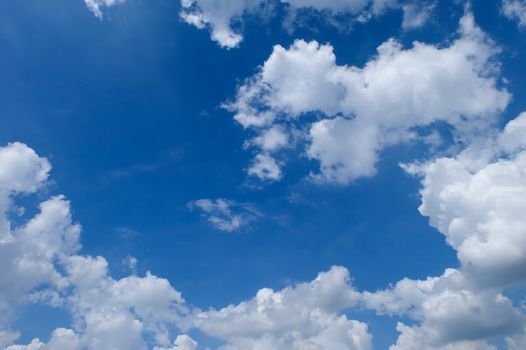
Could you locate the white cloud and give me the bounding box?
[188,198,263,232]
[180,0,434,48]
[0,142,192,350]
[84,0,125,19]
[363,269,523,350]
[0,142,51,243]
[247,153,282,181]
[229,12,510,183]
[363,112,526,349]
[401,1,435,30]
[415,121,526,287]
[4,105,526,350]
[153,335,198,350]
[194,266,372,350]
[502,0,526,27]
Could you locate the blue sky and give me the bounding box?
[2,0,526,349]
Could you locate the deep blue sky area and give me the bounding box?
[1,1,526,348]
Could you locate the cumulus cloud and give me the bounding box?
[84,0,125,19]
[188,198,263,232]
[363,269,524,349]
[414,115,526,287]
[194,266,372,350]
[502,0,526,27]
[360,112,526,349]
[180,0,433,48]
[153,335,198,350]
[4,109,526,350]
[0,142,192,349]
[228,12,509,183]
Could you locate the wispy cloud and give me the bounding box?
[188,198,263,232]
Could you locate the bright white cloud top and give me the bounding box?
[229,12,510,183]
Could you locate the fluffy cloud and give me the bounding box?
[363,269,524,350]
[153,335,198,350]
[228,12,510,183]
[0,142,191,349]
[194,266,372,350]
[84,0,124,18]
[0,142,51,243]
[416,115,526,287]
[188,198,263,232]
[359,112,526,349]
[502,0,526,27]
[180,0,434,48]
[0,142,78,333]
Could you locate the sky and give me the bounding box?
[1,0,526,349]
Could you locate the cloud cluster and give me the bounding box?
[229,12,509,183]
[180,0,433,48]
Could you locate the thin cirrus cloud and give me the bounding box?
[188,198,263,232]
[227,12,509,183]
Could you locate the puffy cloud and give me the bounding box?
[194,266,372,350]
[188,198,263,232]
[153,335,198,350]
[228,12,510,183]
[502,0,526,27]
[363,269,524,349]
[0,143,190,350]
[362,113,526,349]
[416,125,526,287]
[180,0,434,48]
[0,142,51,243]
[84,0,125,19]
[6,328,81,350]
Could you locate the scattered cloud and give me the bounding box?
[502,0,526,27]
[180,0,432,48]
[84,0,125,18]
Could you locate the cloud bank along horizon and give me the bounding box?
[3,0,526,349]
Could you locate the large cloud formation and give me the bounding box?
[362,112,526,349]
[3,118,526,349]
[229,12,509,183]
[7,4,526,350]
